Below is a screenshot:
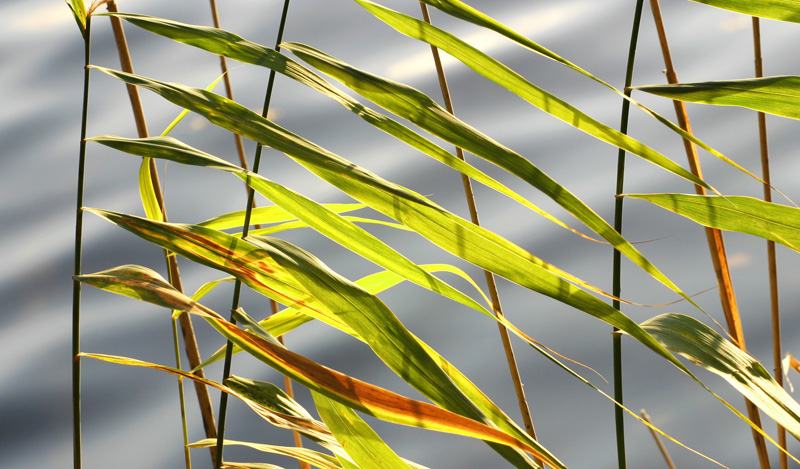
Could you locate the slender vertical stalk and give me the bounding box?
[649,2,770,467]
[417,5,540,462]
[208,0,251,176]
[172,320,192,469]
[752,17,786,469]
[206,2,305,466]
[105,1,218,463]
[611,2,645,468]
[73,16,92,469]
[640,410,676,469]
[215,3,292,468]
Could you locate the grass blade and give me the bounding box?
[77,266,565,467]
[189,439,342,469]
[641,313,800,462]
[625,194,800,252]
[105,11,597,243]
[634,76,800,120]
[283,42,702,309]
[313,392,411,469]
[687,0,800,23]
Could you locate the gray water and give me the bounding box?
[3,0,800,467]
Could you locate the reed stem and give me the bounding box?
[752,17,786,469]
[640,410,676,469]
[649,2,770,467]
[611,2,645,467]
[417,5,539,458]
[72,16,92,469]
[105,1,218,463]
[215,2,292,467]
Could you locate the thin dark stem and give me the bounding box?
[215,2,292,468]
[172,319,192,469]
[418,4,539,462]
[752,17,785,469]
[72,17,91,469]
[612,1,645,467]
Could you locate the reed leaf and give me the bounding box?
[626,194,800,252]
[687,0,800,23]
[105,12,595,242]
[199,204,366,230]
[282,42,701,307]
[78,352,338,447]
[399,0,764,186]
[635,76,800,120]
[641,313,800,452]
[190,439,342,469]
[313,392,412,469]
[76,265,564,467]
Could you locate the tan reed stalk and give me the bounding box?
[203,5,306,466]
[418,4,540,462]
[640,409,676,469]
[105,2,218,463]
[649,2,770,467]
[752,17,786,469]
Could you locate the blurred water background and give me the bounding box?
[3,0,800,467]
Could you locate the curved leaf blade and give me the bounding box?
[314,392,411,469]
[641,313,800,456]
[78,270,563,466]
[189,439,342,469]
[409,0,764,185]
[626,194,800,252]
[108,12,594,242]
[687,0,800,23]
[282,42,700,309]
[635,76,800,120]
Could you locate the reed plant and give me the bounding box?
[66,0,800,467]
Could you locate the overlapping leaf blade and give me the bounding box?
[687,0,800,23]
[77,265,562,467]
[282,41,700,308]
[402,0,763,184]
[86,70,691,387]
[313,392,412,469]
[635,76,800,120]
[626,194,800,252]
[189,439,342,469]
[641,313,800,447]
[108,12,595,242]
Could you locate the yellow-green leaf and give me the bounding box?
[635,76,800,120]
[626,194,800,252]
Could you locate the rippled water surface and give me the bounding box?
[3,1,800,467]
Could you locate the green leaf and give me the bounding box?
[80,352,339,447]
[66,0,87,37]
[625,194,800,252]
[84,90,684,384]
[635,76,800,120]
[282,41,700,308]
[314,392,411,469]
[687,0,800,23]
[138,158,163,222]
[108,12,596,242]
[409,0,764,185]
[641,313,800,460]
[75,264,196,312]
[189,439,342,469]
[199,204,366,230]
[78,270,560,466]
[343,1,709,191]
